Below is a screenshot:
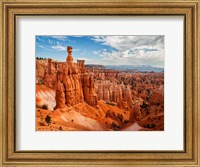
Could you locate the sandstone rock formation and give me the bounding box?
[83,73,98,107]
[94,80,123,103]
[36,60,47,84]
[36,84,56,110]
[94,80,133,109]
[43,59,58,89]
[53,46,97,109]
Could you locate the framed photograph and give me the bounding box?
[1,0,199,166]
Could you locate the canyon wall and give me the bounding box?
[36,46,98,109]
[94,80,133,109]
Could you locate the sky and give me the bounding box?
[36,35,164,68]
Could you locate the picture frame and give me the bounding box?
[0,0,199,166]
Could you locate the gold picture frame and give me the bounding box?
[0,0,199,166]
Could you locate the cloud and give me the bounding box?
[77,57,90,61]
[76,57,95,64]
[91,36,164,67]
[36,36,41,41]
[93,50,99,55]
[48,39,53,44]
[51,45,66,51]
[91,36,164,50]
[38,45,46,49]
[74,36,83,38]
[96,49,164,67]
[73,49,80,52]
[36,36,45,42]
[51,36,68,41]
[51,45,79,52]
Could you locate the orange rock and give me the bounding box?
[54,81,65,109]
[149,87,164,105]
[53,46,97,108]
[83,74,98,107]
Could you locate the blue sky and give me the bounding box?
[36,35,164,67]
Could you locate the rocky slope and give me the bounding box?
[36,84,56,111]
[36,85,131,131]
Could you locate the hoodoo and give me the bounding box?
[54,46,97,109]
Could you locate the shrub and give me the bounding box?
[38,80,44,84]
[140,102,148,108]
[124,120,129,124]
[111,122,121,130]
[39,122,45,126]
[111,122,118,128]
[117,113,123,121]
[42,104,48,110]
[45,115,51,125]
[144,123,155,128]
[105,110,111,118]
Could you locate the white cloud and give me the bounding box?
[91,36,164,67]
[51,45,79,52]
[38,45,46,49]
[36,36,41,41]
[73,49,80,52]
[48,39,53,44]
[51,45,66,51]
[51,36,68,41]
[77,57,90,61]
[74,36,83,38]
[76,57,94,64]
[91,36,164,51]
[96,48,164,67]
[93,50,99,55]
